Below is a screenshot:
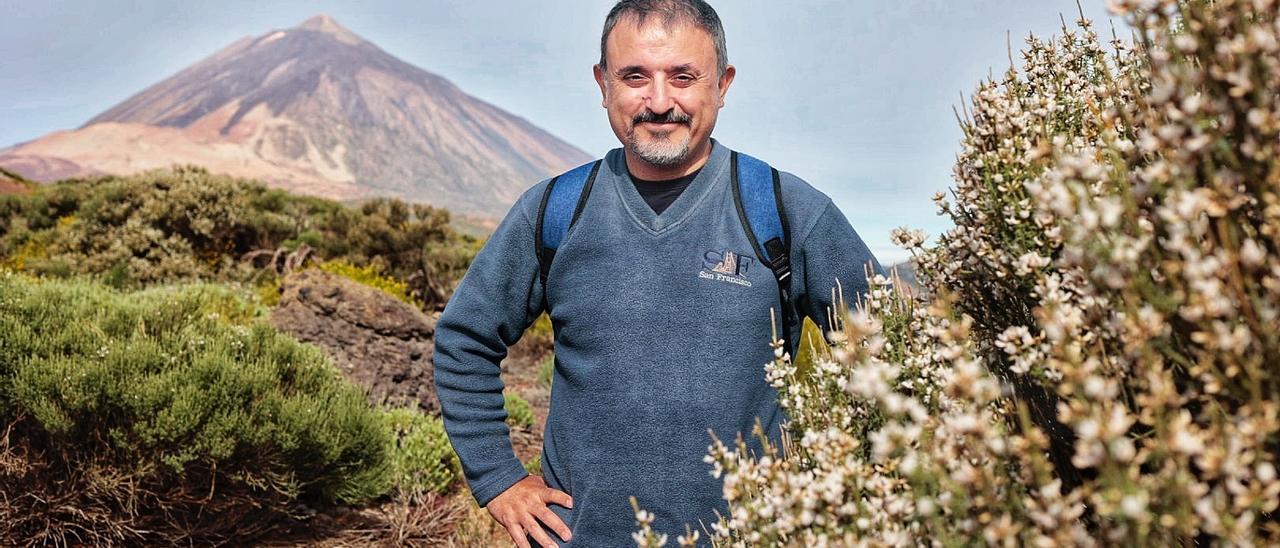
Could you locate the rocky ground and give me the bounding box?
[270,269,442,412]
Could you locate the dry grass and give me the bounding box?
[261,491,467,547]
[0,419,283,546]
[439,488,516,548]
[0,418,517,547]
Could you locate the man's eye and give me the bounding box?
[672,75,696,85]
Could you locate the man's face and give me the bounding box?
[594,17,735,172]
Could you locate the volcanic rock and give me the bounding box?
[270,269,439,412]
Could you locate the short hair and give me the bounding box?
[598,0,729,78]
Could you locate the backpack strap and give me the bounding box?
[535,160,602,304]
[730,151,798,357]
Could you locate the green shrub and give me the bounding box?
[0,271,456,544]
[381,407,461,496]
[422,233,484,301]
[536,353,555,388]
[524,455,542,475]
[504,392,535,429]
[0,271,389,496]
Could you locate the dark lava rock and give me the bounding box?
[270,269,439,413]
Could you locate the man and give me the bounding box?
[432,1,881,546]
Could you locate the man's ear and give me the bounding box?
[593,64,609,107]
[717,65,736,107]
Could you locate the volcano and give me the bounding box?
[0,14,592,217]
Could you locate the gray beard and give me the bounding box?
[627,128,692,166]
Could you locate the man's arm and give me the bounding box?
[432,196,543,507]
[792,200,885,334]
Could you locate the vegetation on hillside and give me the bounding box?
[0,165,480,309]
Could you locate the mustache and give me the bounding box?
[632,109,691,125]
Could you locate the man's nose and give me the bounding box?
[644,76,675,113]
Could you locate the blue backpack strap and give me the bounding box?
[730,151,797,355]
[535,160,602,302]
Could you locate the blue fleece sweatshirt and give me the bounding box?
[433,140,882,546]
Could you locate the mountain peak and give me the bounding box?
[2,11,591,218]
[296,13,363,45]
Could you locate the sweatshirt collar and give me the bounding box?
[606,138,730,234]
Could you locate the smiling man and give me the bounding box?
[594,6,726,180]
[432,1,882,546]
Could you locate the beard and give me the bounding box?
[625,109,693,166]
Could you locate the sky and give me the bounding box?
[0,0,1119,264]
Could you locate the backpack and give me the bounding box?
[533,151,800,357]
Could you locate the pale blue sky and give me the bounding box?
[0,0,1116,263]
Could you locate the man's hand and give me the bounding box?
[487,475,574,548]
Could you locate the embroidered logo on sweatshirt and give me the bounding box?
[699,249,754,287]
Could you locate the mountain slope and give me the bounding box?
[0,14,591,217]
[0,166,33,195]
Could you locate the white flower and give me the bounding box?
[1240,239,1266,267]
[1120,493,1148,520]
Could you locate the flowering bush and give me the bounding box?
[638,0,1280,545]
